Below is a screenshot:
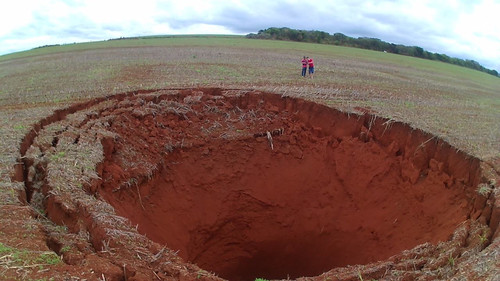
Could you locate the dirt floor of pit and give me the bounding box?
[16,88,500,281]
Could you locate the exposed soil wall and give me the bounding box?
[19,88,498,281]
[95,89,483,280]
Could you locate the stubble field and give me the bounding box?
[0,36,499,281]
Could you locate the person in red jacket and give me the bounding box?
[301,56,308,77]
[307,57,314,78]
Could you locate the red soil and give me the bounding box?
[18,88,497,281]
[95,89,479,280]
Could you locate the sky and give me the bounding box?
[1,0,499,72]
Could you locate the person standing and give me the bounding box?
[307,57,315,79]
[301,56,308,77]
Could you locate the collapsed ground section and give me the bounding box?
[90,89,481,280]
[21,88,496,281]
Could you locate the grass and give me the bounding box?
[448,254,455,269]
[49,151,66,161]
[476,183,493,197]
[478,229,490,245]
[0,242,61,269]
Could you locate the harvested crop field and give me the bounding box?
[1,37,499,280]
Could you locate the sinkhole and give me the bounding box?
[94,89,481,280]
[21,88,488,281]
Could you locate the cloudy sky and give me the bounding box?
[1,0,499,71]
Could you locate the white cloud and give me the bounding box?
[0,0,499,71]
[451,0,500,67]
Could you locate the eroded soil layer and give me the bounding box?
[20,88,498,281]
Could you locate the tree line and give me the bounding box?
[246,27,499,77]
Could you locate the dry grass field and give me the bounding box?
[0,36,498,280]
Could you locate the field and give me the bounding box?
[0,36,499,280]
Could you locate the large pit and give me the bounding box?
[21,88,496,281]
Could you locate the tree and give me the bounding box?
[414,47,424,58]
